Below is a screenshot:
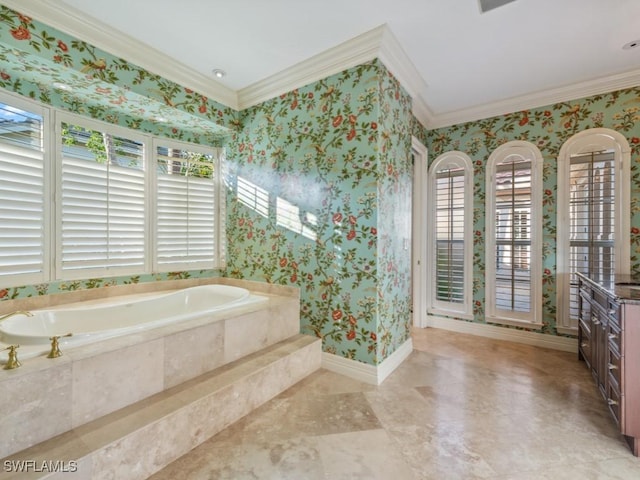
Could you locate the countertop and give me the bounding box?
[576,272,640,305]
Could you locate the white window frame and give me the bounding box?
[0,91,226,289]
[151,137,223,272]
[55,111,151,280]
[427,151,474,320]
[485,141,543,328]
[556,128,630,335]
[0,90,52,286]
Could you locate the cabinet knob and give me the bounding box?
[607,398,618,406]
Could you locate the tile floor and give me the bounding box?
[150,328,640,479]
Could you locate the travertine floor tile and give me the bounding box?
[315,429,416,480]
[151,328,640,479]
[149,436,324,480]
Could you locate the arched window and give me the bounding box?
[427,151,473,318]
[556,129,630,334]
[485,141,543,327]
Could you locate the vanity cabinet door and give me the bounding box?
[578,288,593,367]
[577,274,640,457]
[593,307,608,396]
[622,303,640,455]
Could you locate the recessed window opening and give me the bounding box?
[494,159,532,313]
[0,100,47,284]
[435,166,465,303]
[427,151,473,319]
[556,128,630,334]
[486,141,542,327]
[0,91,225,289]
[567,150,615,319]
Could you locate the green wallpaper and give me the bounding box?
[3,3,639,366]
[0,6,236,143]
[0,2,415,365]
[226,60,413,364]
[426,89,640,334]
[376,66,414,360]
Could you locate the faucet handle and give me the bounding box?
[3,344,21,369]
[47,333,73,359]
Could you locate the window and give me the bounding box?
[58,117,147,277]
[154,140,223,271]
[0,92,225,288]
[557,129,630,334]
[427,151,473,318]
[486,141,542,327]
[0,97,49,285]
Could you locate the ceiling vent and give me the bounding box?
[478,0,517,13]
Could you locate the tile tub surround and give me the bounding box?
[0,279,301,459]
[1,334,321,480]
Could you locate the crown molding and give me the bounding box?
[429,68,640,129]
[4,1,638,131]
[1,0,239,109]
[376,27,434,129]
[237,25,386,110]
[411,95,434,129]
[377,27,426,102]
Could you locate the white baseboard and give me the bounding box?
[321,338,413,385]
[427,315,578,353]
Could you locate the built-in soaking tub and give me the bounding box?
[0,279,306,462]
[0,284,268,360]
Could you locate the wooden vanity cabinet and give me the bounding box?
[577,275,640,456]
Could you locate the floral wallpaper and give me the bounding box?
[3,3,639,366]
[0,6,236,144]
[0,5,415,367]
[0,5,230,301]
[225,60,413,365]
[426,88,640,335]
[376,68,414,360]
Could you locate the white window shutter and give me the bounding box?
[0,101,47,285]
[154,142,217,270]
[59,122,146,276]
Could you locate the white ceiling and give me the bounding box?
[6,0,640,127]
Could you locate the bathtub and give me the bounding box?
[0,284,267,357]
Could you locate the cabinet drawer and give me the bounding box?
[607,347,622,389]
[608,322,622,355]
[579,337,592,367]
[606,376,622,428]
[579,317,592,337]
[578,318,592,366]
[579,281,592,297]
[608,301,621,329]
[594,289,609,309]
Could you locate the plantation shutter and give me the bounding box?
[568,151,615,318]
[494,159,532,313]
[59,122,146,275]
[0,102,46,283]
[155,143,216,270]
[434,167,465,303]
